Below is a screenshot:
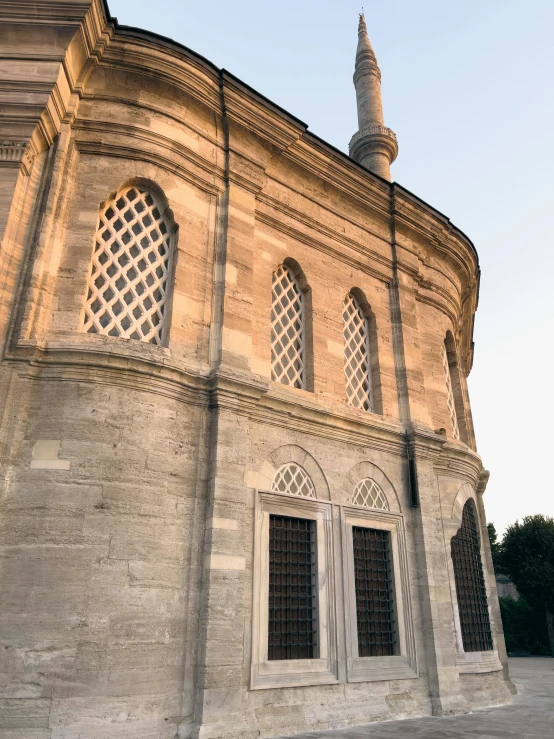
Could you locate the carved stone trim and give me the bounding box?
[0,141,36,175]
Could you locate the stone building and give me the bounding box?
[0,2,514,737]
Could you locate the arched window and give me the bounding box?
[271,463,316,498]
[343,292,372,411]
[271,264,305,389]
[451,499,493,652]
[442,341,460,440]
[352,478,389,510]
[82,185,175,345]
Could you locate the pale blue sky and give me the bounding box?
[109,0,554,535]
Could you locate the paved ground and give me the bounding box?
[275,659,554,739]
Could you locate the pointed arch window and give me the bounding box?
[271,463,316,498]
[271,265,305,388]
[442,341,460,440]
[81,185,175,345]
[451,499,493,652]
[352,478,389,510]
[343,292,372,411]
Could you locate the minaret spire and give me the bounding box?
[349,13,398,181]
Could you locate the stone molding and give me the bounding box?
[251,491,338,689]
[0,141,36,175]
[341,505,418,682]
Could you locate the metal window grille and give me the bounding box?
[451,500,493,652]
[82,186,173,345]
[268,515,317,660]
[271,463,316,499]
[442,343,460,440]
[352,478,389,510]
[270,265,305,388]
[352,527,395,657]
[343,293,372,411]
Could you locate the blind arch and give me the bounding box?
[82,184,175,345]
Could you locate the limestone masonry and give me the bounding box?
[0,2,514,738]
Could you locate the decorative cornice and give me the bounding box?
[0,141,36,175]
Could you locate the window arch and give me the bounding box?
[271,264,306,388]
[352,478,389,510]
[271,463,316,498]
[451,499,493,652]
[82,184,175,345]
[343,292,373,411]
[442,339,460,440]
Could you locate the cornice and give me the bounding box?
[255,207,393,285]
[0,140,37,175]
[75,139,222,198]
[73,120,225,195]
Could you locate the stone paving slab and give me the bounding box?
[274,659,554,739]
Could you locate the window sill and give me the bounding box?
[456,650,502,674]
[251,658,339,690]
[347,655,418,683]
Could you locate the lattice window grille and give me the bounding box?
[352,478,389,510]
[271,463,316,499]
[343,293,372,411]
[82,186,173,345]
[442,343,460,440]
[271,265,305,388]
[451,500,493,652]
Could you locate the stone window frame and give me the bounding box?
[251,490,338,690]
[341,505,418,683]
[444,483,502,674]
[80,181,178,347]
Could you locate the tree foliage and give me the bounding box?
[500,515,554,613]
[487,522,503,573]
[499,595,550,656]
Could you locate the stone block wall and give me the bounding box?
[0,1,513,737]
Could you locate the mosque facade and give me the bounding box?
[0,1,514,737]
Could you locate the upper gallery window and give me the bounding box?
[271,463,316,499]
[343,292,372,411]
[442,341,460,440]
[352,478,389,510]
[81,185,175,345]
[271,264,305,389]
[451,499,493,652]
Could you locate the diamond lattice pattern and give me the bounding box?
[442,343,460,440]
[82,186,173,345]
[271,265,305,388]
[343,293,372,411]
[272,463,316,498]
[352,478,389,510]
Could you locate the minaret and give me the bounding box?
[349,13,398,181]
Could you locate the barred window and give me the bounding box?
[352,478,388,510]
[451,499,493,652]
[271,463,316,498]
[268,515,317,660]
[442,342,460,440]
[353,527,395,657]
[343,293,372,411]
[271,265,305,388]
[82,185,174,345]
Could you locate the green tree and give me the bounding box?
[487,522,503,573]
[501,515,554,656]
